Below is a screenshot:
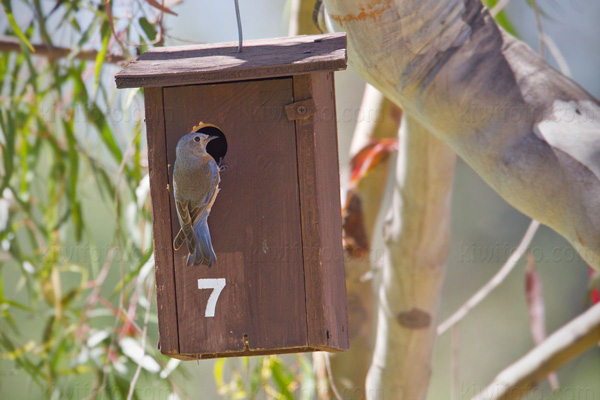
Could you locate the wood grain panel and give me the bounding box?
[311,72,349,351]
[143,87,180,355]
[292,73,349,351]
[116,33,346,88]
[163,79,308,356]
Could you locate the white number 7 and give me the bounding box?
[197,278,226,317]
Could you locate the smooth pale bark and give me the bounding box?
[366,115,455,399]
[324,0,600,269]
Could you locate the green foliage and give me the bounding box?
[0,0,178,398]
[482,0,519,37]
[1,0,34,51]
[0,1,315,399]
[214,355,316,400]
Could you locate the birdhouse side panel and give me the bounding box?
[292,72,349,351]
[311,71,349,351]
[162,78,309,356]
[143,87,180,356]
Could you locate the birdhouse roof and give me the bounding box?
[115,33,347,89]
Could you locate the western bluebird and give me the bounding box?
[172,132,220,267]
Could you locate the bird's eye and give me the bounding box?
[194,136,200,143]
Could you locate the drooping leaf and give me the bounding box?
[62,119,83,241]
[269,357,295,400]
[145,0,178,16]
[482,0,518,37]
[349,137,398,185]
[1,0,35,52]
[139,17,157,41]
[248,362,261,400]
[94,21,111,91]
[298,355,316,400]
[0,111,16,191]
[119,337,161,373]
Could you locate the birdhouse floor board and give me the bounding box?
[115,33,347,88]
[169,345,344,361]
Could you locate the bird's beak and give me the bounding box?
[208,135,219,142]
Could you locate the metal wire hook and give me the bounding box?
[234,0,243,52]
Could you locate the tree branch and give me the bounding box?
[472,303,600,400]
[0,37,126,64]
[365,115,455,399]
[323,0,600,269]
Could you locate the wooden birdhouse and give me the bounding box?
[115,33,349,359]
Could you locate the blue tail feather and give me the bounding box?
[186,217,216,267]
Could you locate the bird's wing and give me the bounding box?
[174,204,202,250]
[188,160,220,225]
[175,197,197,255]
[173,159,220,250]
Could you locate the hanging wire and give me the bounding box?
[234,0,243,52]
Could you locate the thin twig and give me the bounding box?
[323,353,342,400]
[472,303,600,400]
[530,0,546,60]
[312,0,325,33]
[163,33,206,44]
[106,0,167,50]
[127,282,154,400]
[541,33,572,77]
[437,220,540,335]
[490,0,511,17]
[0,37,127,63]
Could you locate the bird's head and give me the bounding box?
[176,132,219,158]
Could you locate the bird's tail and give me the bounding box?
[187,217,216,267]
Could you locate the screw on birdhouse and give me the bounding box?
[303,50,312,54]
[243,333,249,351]
[297,105,307,115]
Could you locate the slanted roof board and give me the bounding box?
[115,33,347,88]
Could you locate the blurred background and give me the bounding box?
[0,0,598,399]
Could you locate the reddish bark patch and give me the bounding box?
[330,1,392,24]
